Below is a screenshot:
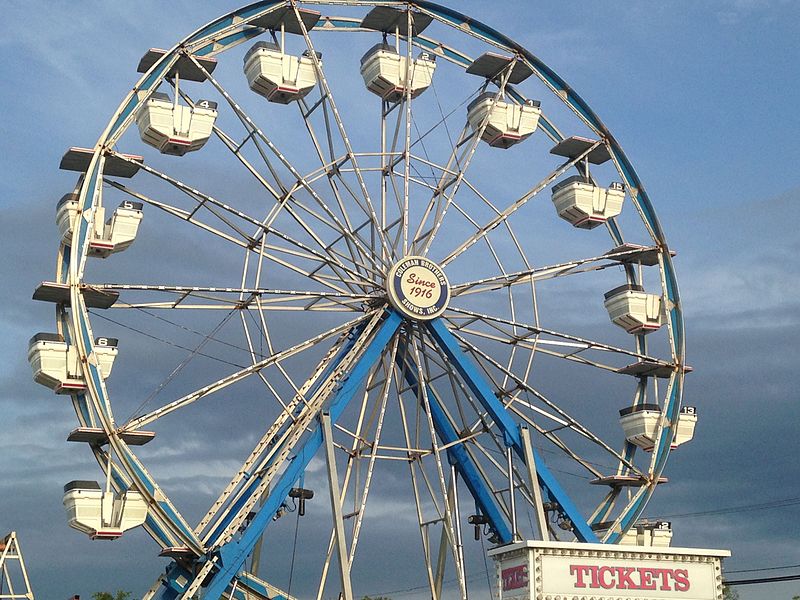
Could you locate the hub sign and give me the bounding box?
[386,256,450,320]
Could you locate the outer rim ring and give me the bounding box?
[54,0,685,554]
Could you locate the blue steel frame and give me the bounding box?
[201,319,371,547]
[159,311,403,600]
[162,310,596,599]
[424,319,598,543]
[395,346,514,544]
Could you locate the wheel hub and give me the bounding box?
[385,256,450,321]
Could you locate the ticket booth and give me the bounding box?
[490,540,729,600]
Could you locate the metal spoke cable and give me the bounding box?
[131,308,240,422]
[88,310,245,369]
[409,84,481,152]
[108,302,265,358]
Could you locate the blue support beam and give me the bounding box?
[203,320,369,546]
[198,310,403,600]
[396,351,513,544]
[425,318,598,543]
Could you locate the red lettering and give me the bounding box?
[637,568,657,590]
[655,568,673,591]
[570,565,591,588]
[568,563,692,593]
[406,273,436,288]
[615,567,636,589]
[598,566,615,589]
[587,565,600,588]
[501,565,528,591]
[674,568,690,592]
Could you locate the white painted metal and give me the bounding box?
[618,404,660,451]
[360,45,436,102]
[135,93,217,155]
[606,520,673,547]
[604,284,665,334]
[96,201,144,256]
[0,531,35,600]
[651,521,674,547]
[57,196,143,257]
[675,406,698,447]
[56,192,80,246]
[519,426,549,542]
[321,413,354,600]
[620,404,697,453]
[490,541,728,600]
[28,333,117,394]
[466,93,541,148]
[62,481,148,539]
[244,42,318,104]
[551,177,625,229]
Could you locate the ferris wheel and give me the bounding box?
[29,2,696,599]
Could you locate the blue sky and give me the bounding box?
[1,1,799,599]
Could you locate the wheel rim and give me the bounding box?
[49,2,685,598]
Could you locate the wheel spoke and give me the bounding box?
[444,326,644,476]
[105,176,371,294]
[445,308,670,365]
[89,283,371,312]
[184,53,386,278]
[439,138,605,267]
[290,6,392,265]
[413,65,517,256]
[121,311,377,432]
[452,245,662,297]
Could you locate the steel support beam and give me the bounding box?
[520,425,550,541]
[158,311,402,600]
[321,412,354,600]
[425,318,598,543]
[396,350,513,544]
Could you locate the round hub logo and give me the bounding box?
[386,256,450,321]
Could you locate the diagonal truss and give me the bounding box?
[0,532,35,600]
[150,311,597,600]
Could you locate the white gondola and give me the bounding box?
[56,192,80,246]
[618,527,639,546]
[619,521,673,547]
[620,404,698,451]
[650,521,674,547]
[592,524,639,545]
[95,200,144,257]
[136,92,217,156]
[63,480,148,540]
[604,284,664,334]
[360,44,436,102]
[56,196,143,257]
[244,41,319,104]
[674,406,698,447]
[551,177,625,229]
[467,92,541,148]
[619,403,661,451]
[28,333,118,394]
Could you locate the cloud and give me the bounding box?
[2,4,799,600]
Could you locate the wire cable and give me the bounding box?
[651,496,800,520]
[727,563,800,574]
[724,573,800,586]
